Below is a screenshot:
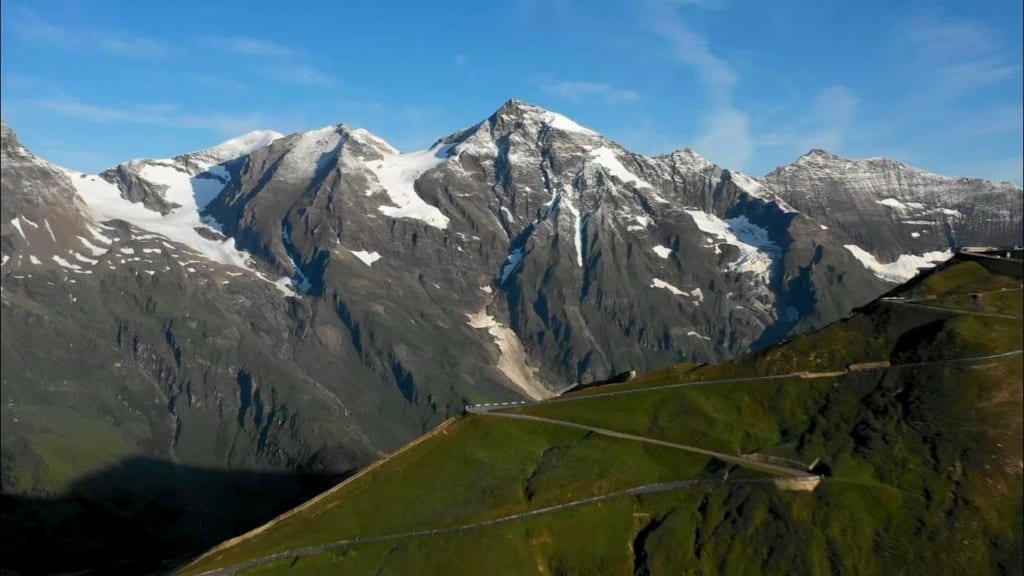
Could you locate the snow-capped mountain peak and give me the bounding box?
[487,98,601,137]
[185,129,284,169]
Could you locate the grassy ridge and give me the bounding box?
[185,416,726,571]
[180,256,1023,575]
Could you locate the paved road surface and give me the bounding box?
[487,349,1022,412]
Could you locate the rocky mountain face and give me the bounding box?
[766,149,1022,271]
[1,102,1021,571]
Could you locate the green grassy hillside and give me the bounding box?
[179,254,1023,576]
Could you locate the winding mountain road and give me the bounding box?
[465,409,809,477]
[181,327,1023,575]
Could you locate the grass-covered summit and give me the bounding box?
[179,252,1023,576]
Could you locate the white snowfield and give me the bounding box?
[366,142,454,230]
[350,128,399,154]
[684,210,780,278]
[60,131,302,292]
[843,245,953,283]
[67,169,253,269]
[539,109,599,135]
[652,245,673,259]
[587,147,653,189]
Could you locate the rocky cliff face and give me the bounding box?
[1,101,1021,570]
[765,149,1023,261]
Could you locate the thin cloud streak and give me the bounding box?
[204,36,299,58]
[31,97,271,135]
[9,6,171,59]
[262,63,336,87]
[202,35,336,87]
[756,85,859,154]
[907,17,1020,92]
[541,80,641,104]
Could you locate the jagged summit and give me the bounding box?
[483,98,600,137]
[663,147,715,171]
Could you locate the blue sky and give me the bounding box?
[2,0,1021,184]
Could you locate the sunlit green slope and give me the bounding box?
[180,253,1023,576]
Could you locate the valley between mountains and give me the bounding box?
[1,100,1021,573]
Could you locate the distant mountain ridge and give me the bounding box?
[1,101,1021,571]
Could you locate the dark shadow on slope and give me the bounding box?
[0,457,349,576]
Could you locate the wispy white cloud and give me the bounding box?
[695,108,752,169]
[803,85,858,151]
[650,13,736,98]
[540,80,641,104]
[30,97,270,135]
[649,4,750,167]
[940,59,1018,88]
[9,6,170,59]
[263,63,336,87]
[203,35,335,87]
[204,36,299,58]
[907,18,1020,92]
[757,85,859,153]
[907,20,996,58]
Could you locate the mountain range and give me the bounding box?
[1,99,1021,572]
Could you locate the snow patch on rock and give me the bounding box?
[843,244,953,283]
[651,278,686,296]
[537,109,599,136]
[684,210,780,277]
[652,245,672,259]
[588,147,652,189]
[52,255,81,270]
[10,218,26,240]
[366,143,453,229]
[68,170,254,269]
[351,249,382,267]
[562,194,584,267]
